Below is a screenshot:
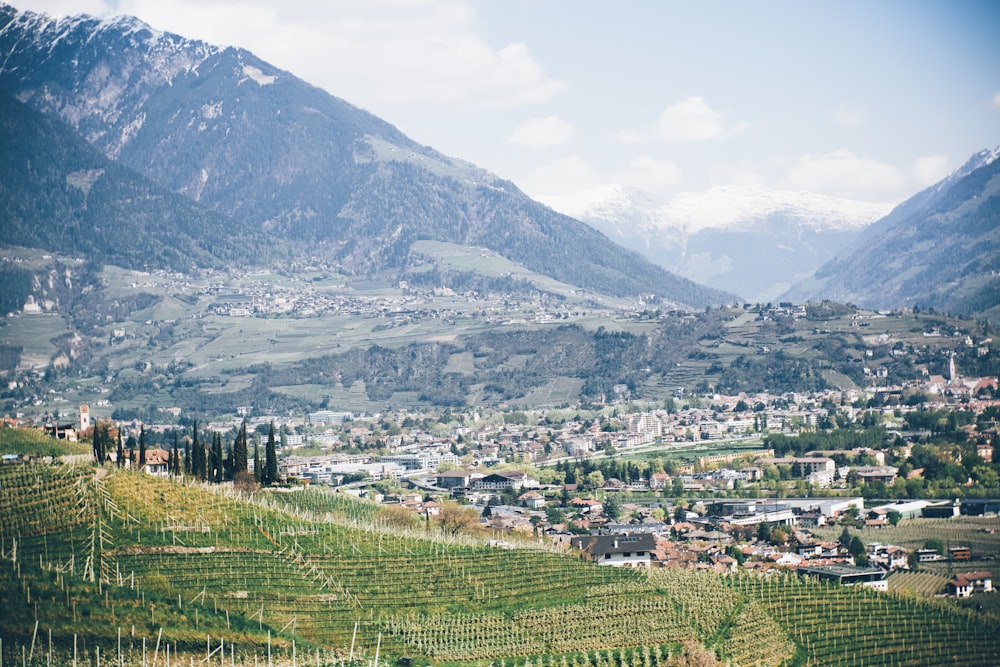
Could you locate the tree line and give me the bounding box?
[91,419,280,487]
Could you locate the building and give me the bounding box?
[435,469,480,490]
[797,564,888,591]
[852,466,899,485]
[706,500,795,526]
[946,572,993,598]
[573,533,656,567]
[470,472,538,492]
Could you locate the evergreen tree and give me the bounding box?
[92,422,104,465]
[171,432,179,476]
[224,441,234,482]
[191,421,203,480]
[253,439,262,484]
[233,421,249,476]
[211,432,223,483]
[264,422,278,486]
[184,436,191,475]
[138,425,147,468]
[116,430,124,468]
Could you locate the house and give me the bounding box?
[949,546,972,561]
[946,572,993,598]
[574,533,656,567]
[649,472,672,490]
[138,448,171,476]
[518,491,546,509]
[868,543,909,571]
[569,498,603,514]
[435,469,479,490]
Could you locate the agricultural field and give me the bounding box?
[1,463,999,666]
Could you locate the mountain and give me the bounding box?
[783,147,1000,321]
[0,4,734,308]
[542,185,890,303]
[0,89,275,271]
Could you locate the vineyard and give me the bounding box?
[1,462,999,666]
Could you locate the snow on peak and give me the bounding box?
[543,184,891,236]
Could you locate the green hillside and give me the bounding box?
[1,462,998,666]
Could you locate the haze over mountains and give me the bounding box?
[0,4,731,309]
[542,185,892,303]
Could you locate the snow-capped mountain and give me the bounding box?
[542,185,891,303]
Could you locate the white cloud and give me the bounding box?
[656,96,747,142]
[520,155,600,198]
[26,0,568,109]
[911,155,951,188]
[508,116,574,150]
[710,161,769,188]
[781,149,905,199]
[611,129,647,145]
[834,104,866,126]
[618,156,682,191]
[993,91,1000,109]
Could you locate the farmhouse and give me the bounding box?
[946,572,993,598]
[574,533,656,567]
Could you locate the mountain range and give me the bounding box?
[0,4,732,309]
[542,185,892,304]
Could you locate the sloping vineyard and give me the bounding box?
[2,463,999,666]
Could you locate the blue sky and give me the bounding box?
[16,0,1000,204]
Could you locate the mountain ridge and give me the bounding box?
[783,146,1000,321]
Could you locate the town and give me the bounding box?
[9,356,1000,605]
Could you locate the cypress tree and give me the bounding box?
[138,425,147,468]
[171,432,179,476]
[264,422,278,486]
[253,439,262,484]
[191,421,202,479]
[116,430,124,468]
[233,421,249,476]
[184,436,191,475]
[211,432,223,483]
[92,422,103,464]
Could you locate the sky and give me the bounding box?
[14,0,1000,205]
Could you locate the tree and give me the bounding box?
[253,438,262,484]
[849,535,866,563]
[171,431,179,476]
[184,437,191,475]
[233,421,248,476]
[924,538,945,555]
[438,501,479,535]
[211,432,223,483]
[92,422,105,465]
[887,510,902,526]
[839,526,852,547]
[138,425,147,468]
[603,494,622,521]
[585,470,605,490]
[264,422,278,485]
[116,431,124,469]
